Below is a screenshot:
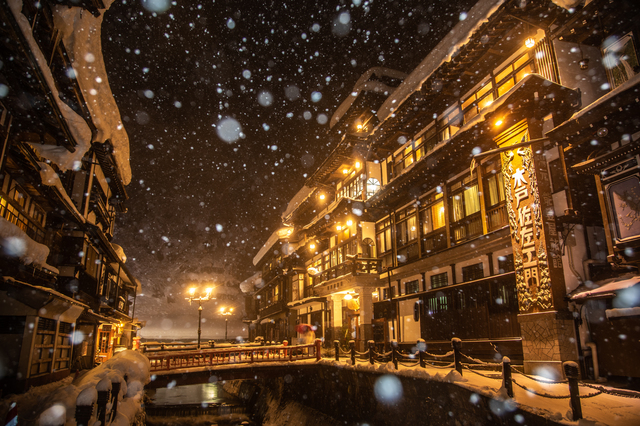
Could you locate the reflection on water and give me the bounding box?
[149,382,238,406]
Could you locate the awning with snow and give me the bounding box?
[1,276,87,322]
[547,73,640,143]
[570,275,640,302]
[287,296,326,311]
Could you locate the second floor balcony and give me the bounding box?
[312,256,381,287]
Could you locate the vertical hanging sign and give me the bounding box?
[497,121,562,314]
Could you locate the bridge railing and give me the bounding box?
[146,339,322,372]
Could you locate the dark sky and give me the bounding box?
[103,0,475,302]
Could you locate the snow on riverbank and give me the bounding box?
[0,351,150,426]
[317,358,640,425]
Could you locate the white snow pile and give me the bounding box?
[8,0,131,185]
[0,350,150,426]
[0,217,58,273]
[52,1,132,185]
[8,0,91,173]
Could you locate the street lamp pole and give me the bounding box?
[198,300,203,349]
[220,307,233,342]
[186,287,215,350]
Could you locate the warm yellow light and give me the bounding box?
[189,288,196,295]
[342,169,349,174]
[336,225,342,231]
[344,293,353,300]
[495,119,503,127]
[525,37,535,49]
[230,308,234,312]
[355,161,361,169]
[346,219,353,226]
[319,193,326,200]
[220,307,225,313]
[206,287,213,294]
[356,124,363,130]
[309,243,316,250]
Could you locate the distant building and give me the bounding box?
[0,0,140,393]
[248,0,640,380]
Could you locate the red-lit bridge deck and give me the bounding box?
[144,341,321,388]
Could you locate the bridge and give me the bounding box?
[145,340,321,389]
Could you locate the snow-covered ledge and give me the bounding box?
[0,217,58,274]
[8,0,91,172]
[39,162,86,223]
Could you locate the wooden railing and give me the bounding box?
[146,340,322,372]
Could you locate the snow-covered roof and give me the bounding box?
[111,243,127,263]
[8,0,92,171]
[551,72,640,134]
[377,0,505,122]
[571,275,640,301]
[38,162,85,223]
[3,276,87,309]
[8,0,131,185]
[253,230,281,266]
[281,186,315,223]
[330,67,407,129]
[52,2,132,185]
[239,272,262,294]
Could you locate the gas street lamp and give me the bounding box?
[220,307,234,341]
[185,287,215,349]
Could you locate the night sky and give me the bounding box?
[102,0,475,332]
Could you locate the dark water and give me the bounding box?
[145,383,255,426]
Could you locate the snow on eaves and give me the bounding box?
[8,0,92,172]
[39,162,86,223]
[551,0,582,10]
[377,0,506,122]
[330,67,407,129]
[281,185,315,224]
[52,2,132,185]
[253,230,281,266]
[0,217,59,273]
[240,272,262,294]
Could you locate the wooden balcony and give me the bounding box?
[314,257,381,286]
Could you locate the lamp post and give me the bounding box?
[220,307,233,341]
[186,287,215,349]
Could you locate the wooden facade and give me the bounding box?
[0,0,140,393]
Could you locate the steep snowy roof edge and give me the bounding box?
[330,67,408,129]
[52,1,132,185]
[377,0,506,122]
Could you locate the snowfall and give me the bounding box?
[0,351,150,426]
[2,347,640,426]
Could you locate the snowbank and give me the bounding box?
[1,350,150,426]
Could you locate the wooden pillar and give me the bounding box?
[496,119,578,379]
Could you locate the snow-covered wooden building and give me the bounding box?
[0,0,140,393]
[250,0,640,381]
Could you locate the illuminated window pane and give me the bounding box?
[496,66,512,83]
[432,200,445,229]
[477,93,494,111]
[498,79,515,97]
[515,64,533,83]
[464,184,481,216]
